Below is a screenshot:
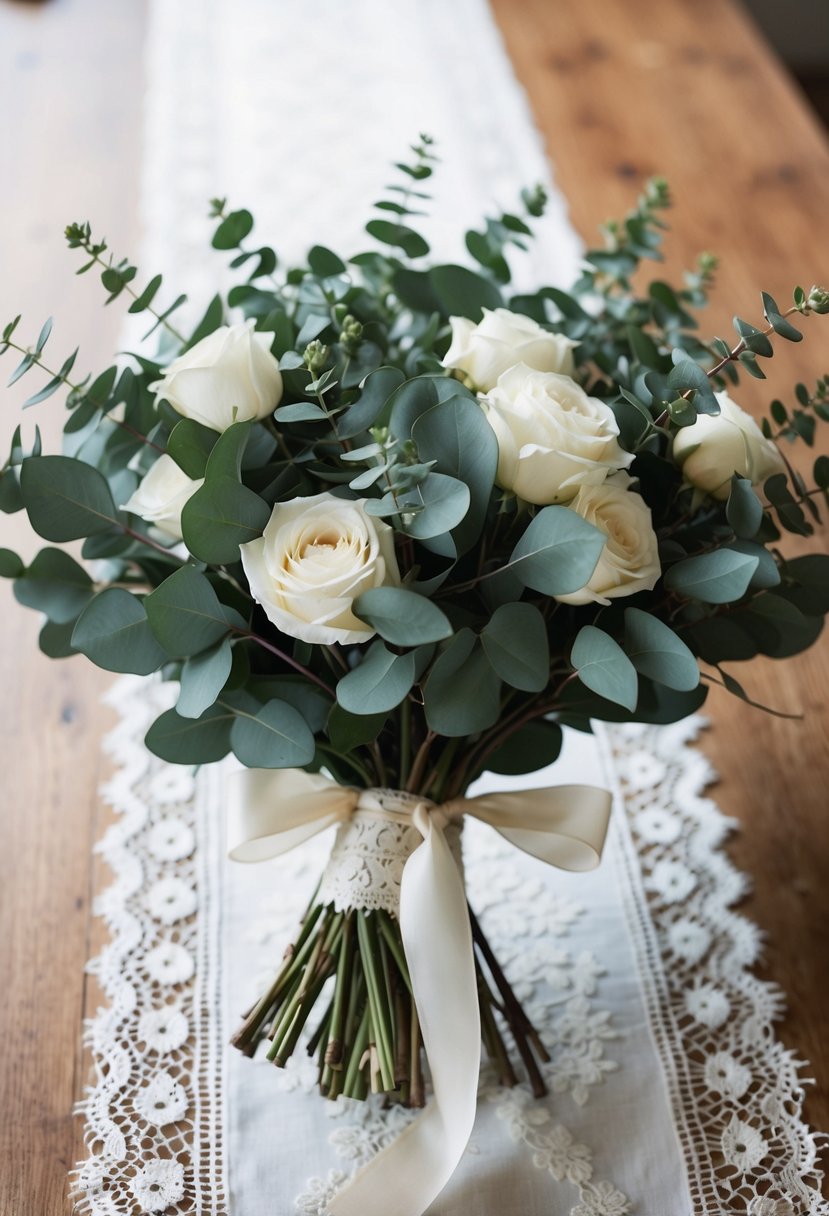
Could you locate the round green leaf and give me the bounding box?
[229,699,316,768]
[145,566,245,657]
[71,588,168,674]
[20,455,119,541]
[177,637,233,718]
[353,586,452,646]
[336,642,416,715]
[480,602,549,692]
[412,395,498,553]
[145,704,233,764]
[401,472,470,540]
[13,547,93,623]
[180,477,270,564]
[665,549,759,604]
[726,477,763,539]
[571,626,638,711]
[507,507,605,596]
[623,607,699,692]
[167,418,218,479]
[423,629,502,736]
[486,721,563,776]
[0,548,24,578]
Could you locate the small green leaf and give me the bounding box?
[0,548,24,578]
[145,566,245,656]
[212,208,254,250]
[229,698,316,768]
[423,629,501,736]
[72,589,168,674]
[624,607,699,692]
[665,549,759,604]
[336,642,416,715]
[180,477,270,564]
[167,418,218,479]
[327,704,388,752]
[20,455,119,541]
[177,637,233,718]
[507,506,605,596]
[571,626,638,711]
[145,704,233,764]
[366,219,429,258]
[726,477,763,539]
[486,721,563,776]
[480,602,549,692]
[353,586,452,646]
[308,245,346,276]
[13,548,92,622]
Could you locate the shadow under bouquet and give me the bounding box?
[2,138,828,1214]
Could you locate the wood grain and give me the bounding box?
[0,3,145,1214]
[0,0,827,1212]
[491,0,829,1156]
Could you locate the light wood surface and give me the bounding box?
[0,1,826,1212]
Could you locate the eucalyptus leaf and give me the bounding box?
[480,602,549,692]
[665,549,759,604]
[412,395,498,552]
[423,629,502,736]
[229,698,316,768]
[623,607,699,691]
[180,477,270,564]
[354,586,452,646]
[571,626,638,711]
[72,588,168,674]
[506,507,605,596]
[13,548,93,623]
[20,455,119,540]
[336,642,416,715]
[726,477,763,539]
[167,418,218,479]
[145,704,233,764]
[486,720,563,776]
[145,565,246,656]
[177,637,233,718]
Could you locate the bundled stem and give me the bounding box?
[231,900,549,1105]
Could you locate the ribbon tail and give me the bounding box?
[328,814,480,1216]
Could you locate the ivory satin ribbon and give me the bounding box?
[227,768,613,1216]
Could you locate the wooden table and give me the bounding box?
[0,1,826,1211]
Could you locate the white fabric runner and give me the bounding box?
[74,2,827,1214]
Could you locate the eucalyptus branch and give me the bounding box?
[1,337,166,453]
[65,222,187,345]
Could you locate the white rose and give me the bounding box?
[122,455,203,541]
[556,472,661,606]
[152,320,283,432]
[441,307,578,391]
[672,390,784,500]
[240,492,401,645]
[480,364,633,504]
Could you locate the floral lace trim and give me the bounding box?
[602,719,828,1216]
[72,677,226,1215]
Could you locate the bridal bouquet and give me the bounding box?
[3,139,828,1214]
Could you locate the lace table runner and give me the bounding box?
[74,0,826,1211]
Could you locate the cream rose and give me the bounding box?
[556,473,661,606]
[239,493,401,645]
[122,455,203,541]
[480,364,633,504]
[672,390,784,500]
[441,307,578,391]
[152,320,283,432]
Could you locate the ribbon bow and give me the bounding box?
[228,768,612,1216]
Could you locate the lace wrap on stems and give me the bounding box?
[317,790,464,916]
